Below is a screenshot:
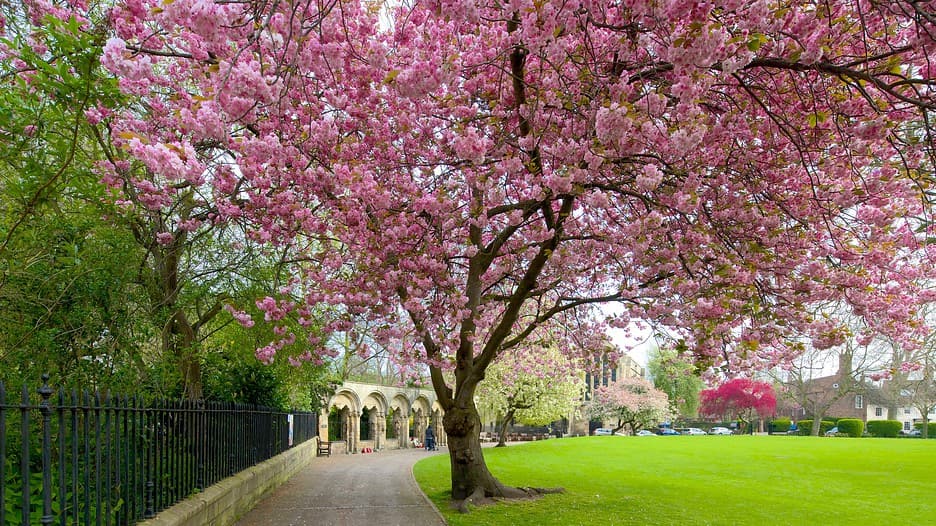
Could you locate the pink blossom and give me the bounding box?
[224,304,255,328]
[51,0,936,450]
[155,232,173,245]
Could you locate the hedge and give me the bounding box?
[866,420,903,438]
[771,418,791,433]
[836,418,864,437]
[797,419,836,435]
[913,421,936,437]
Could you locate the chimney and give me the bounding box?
[838,352,852,376]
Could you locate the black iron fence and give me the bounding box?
[1,375,318,525]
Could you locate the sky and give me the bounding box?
[602,303,656,368]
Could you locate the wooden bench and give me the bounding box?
[317,439,332,457]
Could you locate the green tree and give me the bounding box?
[1,9,333,401]
[201,289,332,410]
[476,345,583,447]
[0,8,154,391]
[647,346,703,420]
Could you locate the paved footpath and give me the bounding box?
[234,447,447,526]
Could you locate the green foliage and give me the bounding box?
[647,346,703,418]
[836,419,864,437]
[913,422,936,437]
[3,435,125,525]
[414,436,936,525]
[2,3,336,401]
[770,418,791,432]
[0,6,155,393]
[204,356,289,409]
[866,420,903,437]
[797,419,836,435]
[0,208,150,389]
[476,346,583,429]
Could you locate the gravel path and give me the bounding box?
[234,447,447,526]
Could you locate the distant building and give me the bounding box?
[571,352,645,435]
[777,355,930,432]
[583,353,645,401]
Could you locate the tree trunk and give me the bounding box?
[163,308,202,399]
[810,415,822,436]
[443,401,530,507]
[496,410,515,447]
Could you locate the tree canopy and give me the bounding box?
[476,344,583,446]
[17,0,936,504]
[585,377,671,434]
[700,377,777,428]
[648,346,703,418]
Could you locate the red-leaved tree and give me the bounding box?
[700,378,777,433]
[23,0,936,508]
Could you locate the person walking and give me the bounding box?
[424,425,436,451]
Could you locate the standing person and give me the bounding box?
[425,425,436,451]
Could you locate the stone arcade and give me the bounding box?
[322,381,446,454]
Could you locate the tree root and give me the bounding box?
[452,485,565,513]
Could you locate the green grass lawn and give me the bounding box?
[413,436,936,525]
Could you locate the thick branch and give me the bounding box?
[470,197,575,386]
[398,286,454,408]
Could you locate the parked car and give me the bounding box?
[683,427,706,435]
[901,428,922,437]
[709,426,732,435]
[594,428,613,435]
[658,428,680,435]
[636,430,656,436]
[824,426,839,436]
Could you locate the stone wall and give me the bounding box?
[137,437,320,526]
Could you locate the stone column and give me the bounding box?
[401,411,411,448]
[342,409,351,453]
[415,411,426,445]
[375,411,384,449]
[351,411,361,453]
[433,410,446,447]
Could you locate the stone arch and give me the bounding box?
[431,400,447,447]
[320,381,444,451]
[361,391,389,449]
[329,388,362,413]
[411,395,432,446]
[328,389,362,454]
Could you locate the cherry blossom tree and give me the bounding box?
[476,344,584,447]
[585,377,670,434]
[700,378,777,433]
[30,0,936,507]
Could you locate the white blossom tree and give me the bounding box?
[476,345,583,447]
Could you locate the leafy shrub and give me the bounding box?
[866,420,902,438]
[913,422,936,437]
[771,418,791,433]
[796,419,812,435]
[797,420,836,435]
[836,418,864,437]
